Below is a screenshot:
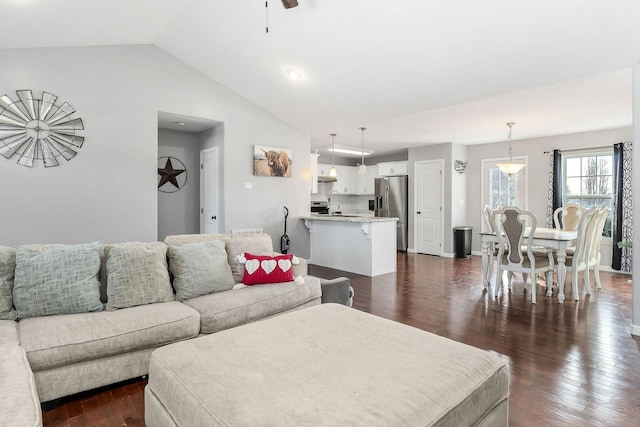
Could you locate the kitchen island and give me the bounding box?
[303,215,398,276]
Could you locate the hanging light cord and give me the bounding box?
[330,133,336,166]
[507,122,515,162]
[360,127,366,166]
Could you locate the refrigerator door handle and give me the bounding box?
[385,184,390,217]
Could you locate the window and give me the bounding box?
[490,167,520,208]
[481,157,527,231]
[562,150,613,236]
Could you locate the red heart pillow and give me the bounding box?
[242,253,295,285]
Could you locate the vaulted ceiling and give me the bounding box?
[2,0,639,156]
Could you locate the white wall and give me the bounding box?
[0,45,312,256]
[632,62,640,336]
[465,127,632,253]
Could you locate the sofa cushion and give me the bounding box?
[13,242,104,319]
[18,301,200,372]
[242,253,294,285]
[164,233,225,247]
[167,241,235,301]
[224,234,274,282]
[0,246,16,321]
[104,242,175,311]
[183,276,322,334]
[0,319,19,346]
[0,345,42,427]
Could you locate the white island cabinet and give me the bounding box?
[303,215,398,276]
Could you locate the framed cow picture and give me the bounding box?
[253,145,292,177]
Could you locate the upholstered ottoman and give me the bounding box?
[145,304,509,426]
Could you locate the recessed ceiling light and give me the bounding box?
[175,122,186,127]
[286,68,302,80]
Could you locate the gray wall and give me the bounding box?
[157,128,201,241]
[451,143,468,233]
[408,143,456,253]
[0,45,312,257]
[317,150,408,166]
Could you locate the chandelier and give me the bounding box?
[496,122,525,175]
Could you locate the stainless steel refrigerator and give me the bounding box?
[375,175,408,251]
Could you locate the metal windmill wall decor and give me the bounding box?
[0,90,85,167]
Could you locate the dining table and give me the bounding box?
[479,227,578,303]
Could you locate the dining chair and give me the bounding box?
[482,205,509,282]
[492,206,555,304]
[482,205,498,277]
[560,208,598,299]
[553,204,583,230]
[585,207,609,291]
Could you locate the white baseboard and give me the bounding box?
[631,323,640,337]
[407,248,454,258]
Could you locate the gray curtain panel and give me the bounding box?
[612,141,633,272]
[546,149,562,228]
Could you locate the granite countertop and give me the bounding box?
[304,214,398,223]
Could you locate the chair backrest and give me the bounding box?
[553,204,583,230]
[572,208,598,267]
[492,206,536,266]
[483,205,495,232]
[586,207,609,264]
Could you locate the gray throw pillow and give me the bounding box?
[167,241,235,301]
[12,242,104,319]
[0,246,17,320]
[104,242,174,311]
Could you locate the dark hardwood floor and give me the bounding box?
[43,253,639,426]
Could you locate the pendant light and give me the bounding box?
[496,122,525,175]
[329,133,338,177]
[358,127,367,175]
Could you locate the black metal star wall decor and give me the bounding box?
[158,156,187,193]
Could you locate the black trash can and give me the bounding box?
[453,226,472,259]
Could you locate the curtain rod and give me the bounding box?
[543,145,619,154]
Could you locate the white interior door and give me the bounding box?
[415,160,443,255]
[200,147,219,234]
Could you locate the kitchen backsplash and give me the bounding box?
[310,194,373,212]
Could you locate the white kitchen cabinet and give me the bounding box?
[310,153,319,194]
[356,164,379,195]
[334,165,357,194]
[378,161,408,176]
[318,163,332,177]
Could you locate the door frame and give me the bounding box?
[412,159,444,256]
[200,146,220,234]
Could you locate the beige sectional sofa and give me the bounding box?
[0,233,321,426]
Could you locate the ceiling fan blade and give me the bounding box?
[281,0,298,8]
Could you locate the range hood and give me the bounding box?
[318,176,337,183]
